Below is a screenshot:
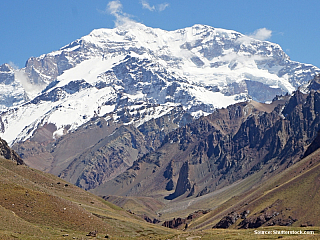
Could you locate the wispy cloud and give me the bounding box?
[107,0,122,15]
[106,0,136,27]
[8,61,19,70]
[104,0,169,28]
[15,69,44,96]
[249,28,272,41]
[236,27,272,45]
[158,3,169,12]
[141,0,155,11]
[140,0,169,12]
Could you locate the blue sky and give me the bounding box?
[1,0,320,68]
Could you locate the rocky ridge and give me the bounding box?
[93,83,320,200]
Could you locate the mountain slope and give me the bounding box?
[12,105,192,191]
[0,138,177,239]
[190,143,320,230]
[94,88,320,204]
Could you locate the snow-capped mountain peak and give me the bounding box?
[0,23,319,145]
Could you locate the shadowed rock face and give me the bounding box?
[97,86,320,200]
[165,161,191,200]
[0,138,23,165]
[303,129,320,158]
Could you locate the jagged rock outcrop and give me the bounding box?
[162,218,186,229]
[162,210,209,229]
[0,137,23,165]
[238,201,297,229]
[213,212,240,229]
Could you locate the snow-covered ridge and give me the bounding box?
[27,22,319,95]
[0,22,319,145]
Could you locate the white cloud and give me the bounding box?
[15,69,44,96]
[140,1,169,12]
[8,62,19,70]
[158,3,169,12]
[107,0,122,15]
[249,28,272,41]
[236,28,273,45]
[141,0,155,11]
[106,0,136,27]
[105,0,169,28]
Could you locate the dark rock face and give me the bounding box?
[0,138,23,165]
[162,210,209,229]
[305,74,320,92]
[162,218,186,229]
[214,212,240,229]
[239,202,297,229]
[165,179,174,191]
[241,210,250,219]
[142,215,160,224]
[165,161,192,200]
[168,90,320,198]
[303,129,320,158]
[215,201,298,229]
[86,230,98,237]
[31,80,93,104]
[239,211,280,229]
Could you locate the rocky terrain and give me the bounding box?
[206,136,320,230]
[94,82,320,203]
[13,105,192,190]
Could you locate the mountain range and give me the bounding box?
[1,23,320,233]
[1,23,319,144]
[1,23,319,195]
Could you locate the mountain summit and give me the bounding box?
[1,23,319,145]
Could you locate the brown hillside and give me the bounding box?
[0,156,176,239]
